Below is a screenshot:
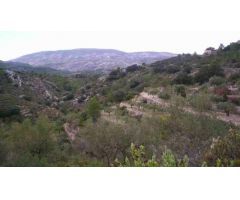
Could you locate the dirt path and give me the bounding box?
[140,92,170,107]
[139,92,240,126]
[215,112,240,126]
[120,102,144,115]
[101,91,240,126]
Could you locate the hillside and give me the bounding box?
[0,60,70,75]
[12,48,176,72]
[1,41,240,167]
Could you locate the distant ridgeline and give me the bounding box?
[11,48,176,72]
[0,60,70,75]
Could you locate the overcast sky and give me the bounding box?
[0,0,239,60]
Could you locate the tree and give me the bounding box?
[87,97,101,122]
[194,63,224,84]
[218,43,224,51]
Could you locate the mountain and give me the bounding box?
[11,48,176,72]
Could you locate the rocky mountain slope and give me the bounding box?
[12,48,176,72]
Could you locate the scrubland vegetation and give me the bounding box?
[1,41,240,166]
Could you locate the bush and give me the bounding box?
[162,148,177,167]
[63,93,74,101]
[174,85,186,97]
[107,68,126,80]
[204,129,240,166]
[165,65,181,74]
[194,63,224,84]
[228,73,240,82]
[129,80,140,88]
[173,72,193,85]
[78,96,86,103]
[2,116,58,166]
[189,92,212,112]
[182,65,192,74]
[87,97,101,122]
[114,143,159,167]
[217,102,236,116]
[0,95,20,118]
[79,112,88,126]
[126,64,141,73]
[158,92,171,100]
[110,90,126,102]
[80,121,133,166]
[210,95,225,103]
[209,76,225,86]
[23,95,32,101]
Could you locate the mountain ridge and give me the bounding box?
[12,48,176,72]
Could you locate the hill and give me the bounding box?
[1,41,240,166]
[11,48,176,72]
[0,60,70,75]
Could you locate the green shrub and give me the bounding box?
[217,102,236,116]
[63,93,74,101]
[194,63,224,84]
[126,64,141,73]
[204,129,240,166]
[78,112,88,126]
[189,92,212,112]
[210,95,225,103]
[129,80,140,88]
[182,65,192,74]
[165,65,181,74]
[228,73,240,82]
[209,76,225,86]
[114,143,159,167]
[110,90,126,102]
[107,68,126,80]
[162,148,177,167]
[158,92,171,100]
[23,95,32,101]
[175,85,186,97]
[0,95,20,118]
[87,97,101,122]
[173,72,193,85]
[3,116,58,166]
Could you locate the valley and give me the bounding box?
[1,41,240,166]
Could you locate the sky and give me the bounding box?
[0,0,240,60]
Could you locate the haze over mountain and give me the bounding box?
[12,48,176,72]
